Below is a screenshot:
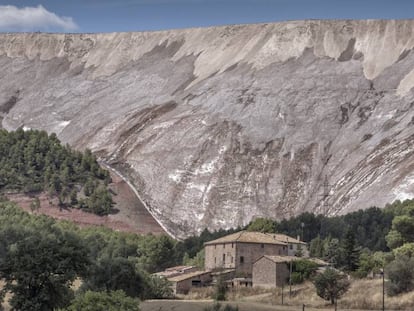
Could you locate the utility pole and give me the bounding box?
[300,222,305,241]
[289,259,292,298]
[320,175,331,216]
[318,175,331,238]
[382,266,385,311]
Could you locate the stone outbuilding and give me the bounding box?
[204,231,288,277]
[252,256,330,288]
[252,255,298,288]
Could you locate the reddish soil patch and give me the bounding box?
[6,172,166,236]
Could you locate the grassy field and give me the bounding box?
[142,278,414,311]
[140,300,392,311]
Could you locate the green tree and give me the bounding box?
[354,250,386,278]
[137,235,178,273]
[309,235,324,258]
[386,255,414,296]
[183,249,205,269]
[393,242,414,258]
[386,214,414,249]
[0,229,90,311]
[246,218,277,233]
[342,229,360,271]
[313,268,350,305]
[82,257,145,298]
[323,237,344,267]
[65,290,140,311]
[291,259,318,284]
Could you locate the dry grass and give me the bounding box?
[182,278,414,310]
[341,278,414,310]
[184,286,215,300]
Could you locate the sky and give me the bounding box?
[1,0,414,33]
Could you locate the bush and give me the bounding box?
[144,275,173,299]
[203,303,239,311]
[386,255,414,296]
[213,277,227,301]
[65,290,140,311]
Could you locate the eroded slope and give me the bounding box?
[2,20,414,238]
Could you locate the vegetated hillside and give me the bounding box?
[0,129,113,215]
[2,20,414,238]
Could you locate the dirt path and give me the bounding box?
[6,168,166,236]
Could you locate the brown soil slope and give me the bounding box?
[7,170,165,235]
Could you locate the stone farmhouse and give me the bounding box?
[155,230,312,294]
[204,231,295,276]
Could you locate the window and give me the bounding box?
[240,256,244,264]
[231,256,233,263]
[231,243,234,248]
[261,243,264,249]
[223,254,226,263]
[278,250,281,255]
[289,244,293,250]
[223,244,225,249]
[214,257,216,264]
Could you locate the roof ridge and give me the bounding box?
[236,230,246,242]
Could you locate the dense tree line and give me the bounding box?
[0,201,178,310]
[0,129,113,215]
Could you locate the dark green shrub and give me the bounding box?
[386,255,414,296]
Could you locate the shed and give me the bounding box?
[168,270,212,295]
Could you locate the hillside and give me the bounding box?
[2,20,414,238]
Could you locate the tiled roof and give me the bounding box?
[258,255,300,263]
[167,270,211,282]
[256,255,330,266]
[270,233,307,245]
[204,231,287,246]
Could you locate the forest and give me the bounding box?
[0,129,113,215]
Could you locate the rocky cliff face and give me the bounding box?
[2,20,414,238]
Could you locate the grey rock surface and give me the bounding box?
[2,20,414,238]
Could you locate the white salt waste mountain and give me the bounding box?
[2,20,414,238]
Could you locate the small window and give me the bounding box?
[289,244,293,250]
[240,256,244,264]
[261,243,264,248]
[231,256,233,263]
[214,257,216,264]
[223,254,226,263]
[231,243,234,248]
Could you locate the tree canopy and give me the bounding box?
[0,129,113,215]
